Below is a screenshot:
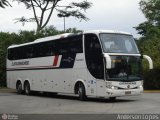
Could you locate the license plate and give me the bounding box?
[125,91,131,95]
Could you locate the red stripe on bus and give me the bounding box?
[53,55,59,66]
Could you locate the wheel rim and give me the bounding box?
[25,84,29,94]
[25,87,28,94]
[79,87,82,96]
[17,83,22,92]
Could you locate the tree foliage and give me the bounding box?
[140,0,160,25]
[135,0,160,89]
[0,0,11,8]
[14,0,92,33]
[135,0,160,36]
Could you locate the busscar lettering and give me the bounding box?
[63,57,74,63]
[119,82,136,85]
[76,58,84,61]
[12,61,29,66]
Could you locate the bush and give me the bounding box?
[138,35,160,90]
[143,68,160,90]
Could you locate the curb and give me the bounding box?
[0,88,16,93]
[144,90,160,93]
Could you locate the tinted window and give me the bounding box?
[8,35,83,60]
[85,34,104,79]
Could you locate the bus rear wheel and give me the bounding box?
[78,83,86,101]
[24,82,31,95]
[16,81,23,94]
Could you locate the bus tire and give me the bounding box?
[109,97,116,101]
[16,81,23,94]
[24,81,31,95]
[78,83,86,101]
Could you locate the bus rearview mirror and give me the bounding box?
[103,54,112,69]
[143,55,153,69]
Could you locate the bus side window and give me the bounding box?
[56,35,83,55]
[11,48,20,60]
[45,42,55,56]
[70,35,83,53]
[56,39,68,55]
[85,34,104,79]
[26,46,34,58]
[8,49,14,60]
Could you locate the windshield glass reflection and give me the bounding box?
[100,34,139,54]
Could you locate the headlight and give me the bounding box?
[106,82,118,89]
[106,82,112,88]
[138,85,143,89]
[111,86,118,90]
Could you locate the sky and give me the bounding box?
[0,0,146,38]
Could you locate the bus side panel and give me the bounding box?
[7,59,17,89]
[72,53,87,93]
[74,53,97,97]
[96,80,107,97]
[7,71,16,89]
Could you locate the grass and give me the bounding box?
[0,86,6,89]
[144,90,160,93]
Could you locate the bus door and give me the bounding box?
[84,34,104,96]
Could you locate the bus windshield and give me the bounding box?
[100,33,139,54]
[107,56,142,81]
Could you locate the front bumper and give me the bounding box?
[105,87,143,97]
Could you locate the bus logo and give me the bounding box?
[2,114,8,120]
[63,57,74,63]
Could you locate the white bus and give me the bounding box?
[7,30,153,101]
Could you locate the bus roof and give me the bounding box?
[8,33,75,49]
[83,30,132,35]
[8,30,132,49]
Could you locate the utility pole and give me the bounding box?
[64,16,66,32]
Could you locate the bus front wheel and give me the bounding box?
[109,97,116,101]
[78,83,86,101]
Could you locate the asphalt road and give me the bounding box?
[0,90,160,115]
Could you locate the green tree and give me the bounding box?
[65,28,82,33]
[14,0,92,33]
[0,32,20,87]
[39,25,62,36]
[135,0,160,89]
[135,0,160,37]
[140,0,160,26]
